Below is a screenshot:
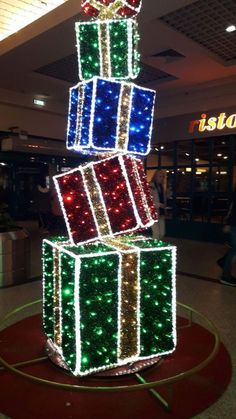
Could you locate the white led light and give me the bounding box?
[226,25,236,33]
[76,19,139,81]
[43,237,177,377]
[67,77,156,156]
[82,0,143,17]
[53,154,157,246]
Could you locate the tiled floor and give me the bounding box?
[0,224,235,418]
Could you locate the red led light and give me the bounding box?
[81,0,142,18]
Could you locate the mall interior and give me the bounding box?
[0,0,236,418]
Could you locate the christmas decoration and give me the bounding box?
[67,77,156,156]
[76,19,140,80]
[43,236,176,376]
[81,0,143,19]
[53,154,158,245]
[42,0,177,378]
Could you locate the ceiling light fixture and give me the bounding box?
[33,98,45,106]
[225,25,236,33]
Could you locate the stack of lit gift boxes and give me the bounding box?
[42,0,177,377]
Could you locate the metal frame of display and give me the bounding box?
[0,300,220,411]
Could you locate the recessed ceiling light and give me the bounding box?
[225,25,236,33]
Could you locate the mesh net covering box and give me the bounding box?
[53,154,158,245]
[67,77,156,156]
[43,235,176,376]
[81,0,143,19]
[76,18,140,80]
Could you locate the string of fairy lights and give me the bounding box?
[54,155,158,245]
[76,19,140,80]
[67,78,156,156]
[42,0,177,377]
[43,237,176,375]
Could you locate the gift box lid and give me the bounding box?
[43,237,118,258]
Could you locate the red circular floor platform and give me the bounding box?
[0,314,232,419]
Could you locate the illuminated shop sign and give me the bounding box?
[188,112,236,134]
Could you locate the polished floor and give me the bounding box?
[0,223,235,418]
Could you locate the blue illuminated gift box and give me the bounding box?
[43,235,176,376]
[66,77,156,156]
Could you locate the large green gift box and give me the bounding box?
[42,236,176,376]
[76,18,140,80]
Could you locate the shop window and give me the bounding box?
[177,140,192,166]
[146,150,158,169]
[212,137,230,165]
[194,168,209,193]
[145,136,235,231]
[192,168,210,221]
[176,169,192,195]
[194,138,210,165]
[159,143,174,167]
[211,167,229,194]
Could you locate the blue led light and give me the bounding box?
[128,86,155,155]
[80,81,93,148]
[67,87,78,149]
[66,78,155,156]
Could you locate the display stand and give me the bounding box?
[0,300,220,412]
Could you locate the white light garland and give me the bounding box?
[76,19,139,81]
[67,77,156,156]
[82,0,143,18]
[53,154,157,245]
[43,237,176,376]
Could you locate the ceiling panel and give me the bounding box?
[0,0,68,41]
[35,54,178,85]
[160,0,236,64]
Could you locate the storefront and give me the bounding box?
[146,107,236,242]
[0,132,86,220]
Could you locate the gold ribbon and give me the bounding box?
[83,165,111,236]
[75,84,85,147]
[88,0,124,19]
[53,248,62,347]
[105,238,139,360]
[117,83,132,150]
[100,22,110,78]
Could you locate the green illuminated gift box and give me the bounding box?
[42,236,176,376]
[76,18,140,80]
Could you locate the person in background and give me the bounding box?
[150,170,167,240]
[218,188,236,287]
[34,177,51,233]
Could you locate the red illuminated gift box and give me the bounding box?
[81,0,143,18]
[54,154,157,245]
